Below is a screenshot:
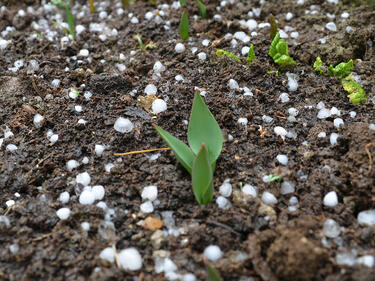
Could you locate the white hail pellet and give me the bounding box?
[330,107,340,115]
[174,43,185,53]
[357,209,375,226]
[33,114,44,128]
[334,118,344,128]
[130,17,139,24]
[100,247,115,263]
[78,49,89,57]
[152,99,167,114]
[141,185,158,201]
[175,75,184,81]
[241,46,250,56]
[75,105,83,112]
[197,52,207,60]
[182,273,197,281]
[204,245,222,262]
[274,126,287,139]
[95,144,105,156]
[280,181,295,194]
[118,248,143,270]
[116,64,126,71]
[325,22,337,32]
[219,181,232,197]
[69,89,79,99]
[6,144,17,151]
[153,61,166,73]
[276,154,288,165]
[81,221,90,231]
[228,79,239,90]
[92,185,105,200]
[202,39,210,46]
[369,124,375,130]
[6,200,15,208]
[59,191,70,204]
[356,256,374,267]
[341,12,349,19]
[317,101,325,109]
[216,196,231,209]
[350,111,356,118]
[242,184,257,197]
[288,107,299,117]
[76,25,85,35]
[261,192,278,205]
[237,118,248,125]
[285,12,293,21]
[323,191,338,207]
[56,208,70,220]
[79,190,95,205]
[286,72,298,91]
[317,132,326,138]
[323,218,341,238]
[144,84,157,95]
[76,172,91,186]
[140,201,154,213]
[145,11,154,20]
[105,163,114,172]
[279,92,289,103]
[330,133,339,145]
[114,117,134,133]
[290,31,299,38]
[317,108,331,119]
[234,31,250,43]
[262,115,273,123]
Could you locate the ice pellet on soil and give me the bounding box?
[289,196,298,206]
[118,248,142,270]
[219,181,232,197]
[262,192,278,205]
[33,114,44,128]
[318,132,326,138]
[279,30,288,38]
[6,200,15,208]
[279,92,289,103]
[330,133,339,145]
[182,273,197,281]
[336,251,357,266]
[56,208,70,220]
[228,79,239,90]
[175,75,184,81]
[144,84,157,95]
[369,124,375,131]
[276,154,288,165]
[81,221,90,231]
[330,107,340,116]
[323,218,341,238]
[153,61,166,73]
[356,255,374,267]
[114,117,134,133]
[152,99,167,114]
[6,144,17,152]
[357,209,375,226]
[334,118,344,128]
[95,144,105,156]
[274,126,287,140]
[96,201,107,210]
[105,163,114,172]
[216,196,231,209]
[59,191,70,204]
[241,46,250,56]
[204,245,222,262]
[174,42,185,53]
[92,185,105,201]
[82,157,89,164]
[79,190,95,205]
[0,216,10,228]
[9,244,19,253]
[317,108,331,119]
[286,72,298,91]
[116,63,126,71]
[0,39,11,49]
[145,11,154,20]
[325,22,337,32]
[280,181,295,194]
[69,89,79,99]
[100,247,115,263]
[288,108,299,117]
[76,25,85,35]
[141,185,158,201]
[75,105,82,112]
[242,184,257,197]
[202,39,210,46]
[197,52,207,60]
[262,115,273,123]
[76,172,91,186]
[234,31,250,43]
[323,191,338,207]
[78,49,89,57]
[285,12,293,21]
[140,201,154,213]
[237,118,248,125]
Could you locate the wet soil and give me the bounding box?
[1,0,375,280]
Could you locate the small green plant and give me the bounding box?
[267,174,282,182]
[153,93,223,205]
[269,13,278,41]
[180,11,189,40]
[269,32,296,68]
[328,59,353,79]
[51,0,75,40]
[216,49,241,64]
[342,76,367,105]
[134,34,156,51]
[313,57,323,74]
[246,44,256,65]
[197,0,207,18]
[206,264,223,281]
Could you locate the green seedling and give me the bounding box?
[134,34,156,51]
[269,13,278,41]
[313,57,323,74]
[342,76,367,105]
[51,0,75,40]
[269,32,296,68]
[216,49,241,64]
[197,0,207,18]
[267,174,282,183]
[180,11,189,40]
[267,69,279,76]
[206,264,223,281]
[153,93,223,205]
[246,44,256,64]
[89,0,95,12]
[328,59,353,79]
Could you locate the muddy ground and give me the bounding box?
[1,0,375,280]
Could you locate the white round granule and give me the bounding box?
[325,22,337,32]
[76,172,91,186]
[33,114,44,128]
[280,92,289,103]
[141,185,158,201]
[182,273,197,281]
[79,190,96,205]
[261,192,278,205]
[56,208,70,220]
[6,144,18,152]
[202,39,211,46]
[280,181,295,195]
[144,84,157,95]
[6,200,15,208]
[118,248,143,271]
[241,46,250,56]
[145,11,154,20]
[317,108,331,119]
[114,117,134,133]
[369,124,375,131]
[333,118,344,128]
[216,196,231,209]
[274,126,287,139]
[242,184,257,197]
[323,219,341,238]
[288,107,299,117]
[357,210,375,226]
[152,99,167,114]
[204,245,222,262]
[140,201,154,213]
[330,133,339,145]
[153,61,166,73]
[81,221,90,231]
[323,191,338,207]
[76,25,85,35]
[285,12,293,21]
[228,79,239,90]
[219,181,232,197]
[49,134,58,143]
[341,12,349,19]
[59,191,70,204]
[95,144,105,156]
[291,31,299,39]
[100,247,115,263]
[197,52,207,60]
[349,111,356,118]
[96,201,107,210]
[75,105,83,112]
[356,255,374,267]
[78,49,89,57]
[276,154,288,165]
[92,185,105,201]
[130,17,139,24]
[238,118,248,125]
[317,132,326,138]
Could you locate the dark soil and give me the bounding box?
[1,0,375,280]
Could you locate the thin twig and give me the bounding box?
[114,147,170,156]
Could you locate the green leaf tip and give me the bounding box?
[197,0,207,19]
[269,13,278,41]
[180,11,189,41]
[328,59,353,79]
[269,32,296,68]
[342,77,367,105]
[313,57,323,74]
[206,264,223,281]
[216,49,241,64]
[246,44,256,65]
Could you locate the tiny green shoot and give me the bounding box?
[180,0,187,5]
[246,44,256,65]
[267,174,282,183]
[153,93,223,205]
[89,0,95,13]
[134,34,156,51]
[313,57,323,74]
[121,0,130,9]
[328,59,353,79]
[180,11,189,41]
[197,0,207,19]
[51,0,75,40]
[216,49,241,64]
[206,264,223,281]
[342,76,367,105]
[269,13,278,41]
[269,32,296,68]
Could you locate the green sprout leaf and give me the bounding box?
[313,57,323,74]
[216,49,241,64]
[153,125,195,174]
[328,59,353,79]
[180,11,189,41]
[192,143,213,205]
[267,174,282,182]
[269,13,278,41]
[206,264,223,281]
[269,32,296,68]
[180,0,187,6]
[65,4,75,40]
[246,44,255,65]
[188,93,223,167]
[197,0,207,19]
[342,76,367,105]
